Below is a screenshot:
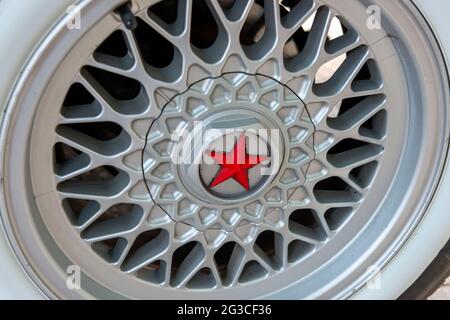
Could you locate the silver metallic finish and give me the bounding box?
[1,0,448,299]
[143,73,315,231]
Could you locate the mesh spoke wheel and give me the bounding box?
[1,0,448,299]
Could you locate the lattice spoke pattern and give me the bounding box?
[55,0,386,289]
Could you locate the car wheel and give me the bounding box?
[0,0,449,299]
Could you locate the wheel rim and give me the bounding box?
[1,0,448,299]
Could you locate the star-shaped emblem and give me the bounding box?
[207,134,268,191]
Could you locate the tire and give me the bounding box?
[0,0,449,299]
[400,240,450,300]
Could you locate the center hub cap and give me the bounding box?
[144,73,316,235]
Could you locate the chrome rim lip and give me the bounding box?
[0,0,448,299]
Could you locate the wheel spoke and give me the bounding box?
[47,0,400,294]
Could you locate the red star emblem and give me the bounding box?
[207,134,268,191]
